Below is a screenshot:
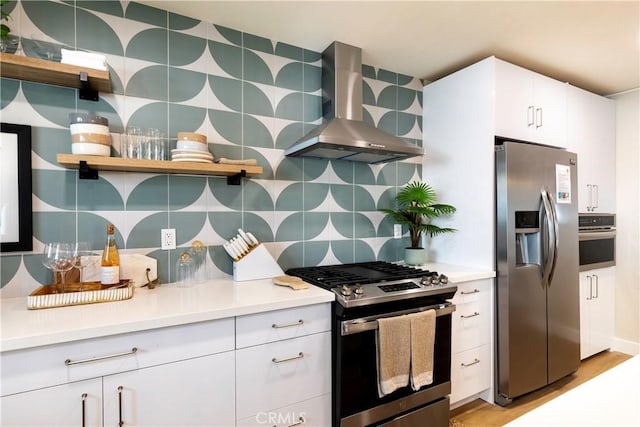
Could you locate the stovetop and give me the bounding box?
[286,261,457,308]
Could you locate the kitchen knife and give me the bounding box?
[223,243,239,260]
[245,232,259,246]
[235,235,250,252]
[230,238,247,257]
[237,229,253,246]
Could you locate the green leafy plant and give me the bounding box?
[1,0,11,40]
[379,181,457,249]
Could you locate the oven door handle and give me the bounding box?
[578,230,617,240]
[340,304,456,336]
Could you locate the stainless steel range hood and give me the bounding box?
[284,42,423,164]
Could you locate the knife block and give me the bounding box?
[232,244,284,281]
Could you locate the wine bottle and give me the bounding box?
[101,224,120,285]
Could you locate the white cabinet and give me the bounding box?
[1,318,235,426]
[0,378,103,427]
[235,304,332,426]
[495,59,567,148]
[449,279,493,406]
[579,267,615,359]
[567,85,616,213]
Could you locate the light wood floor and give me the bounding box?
[449,351,632,426]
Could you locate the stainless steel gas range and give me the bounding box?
[287,261,457,427]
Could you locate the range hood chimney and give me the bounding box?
[284,41,423,164]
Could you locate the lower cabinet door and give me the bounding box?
[103,351,235,427]
[450,344,491,404]
[236,393,331,427]
[1,378,102,427]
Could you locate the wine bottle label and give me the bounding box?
[101,266,120,285]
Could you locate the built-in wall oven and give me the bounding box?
[287,262,457,427]
[578,213,616,271]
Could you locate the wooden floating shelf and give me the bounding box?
[0,52,112,92]
[57,153,263,178]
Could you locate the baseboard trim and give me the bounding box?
[611,337,640,355]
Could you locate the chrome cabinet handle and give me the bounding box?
[272,352,304,364]
[535,107,543,128]
[594,274,599,299]
[65,347,138,366]
[461,358,480,367]
[460,289,480,295]
[460,312,480,319]
[587,275,593,300]
[593,184,599,210]
[118,386,124,427]
[586,184,593,211]
[273,416,306,427]
[272,319,304,329]
[527,105,535,127]
[81,393,87,427]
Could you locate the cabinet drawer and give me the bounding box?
[236,393,331,427]
[452,299,490,353]
[236,303,331,348]
[1,318,234,396]
[450,344,491,404]
[236,331,331,420]
[451,279,491,304]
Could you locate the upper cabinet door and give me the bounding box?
[567,85,616,213]
[495,59,567,148]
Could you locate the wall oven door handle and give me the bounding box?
[340,303,455,336]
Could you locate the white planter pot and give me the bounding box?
[404,248,427,266]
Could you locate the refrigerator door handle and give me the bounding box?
[546,189,560,285]
[540,187,557,287]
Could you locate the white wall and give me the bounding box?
[610,89,640,354]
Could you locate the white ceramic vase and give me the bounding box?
[404,248,427,266]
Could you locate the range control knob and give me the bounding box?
[420,276,431,286]
[340,285,353,296]
[439,274,449,285]
[430,276,440,286]
[354,285,365,296]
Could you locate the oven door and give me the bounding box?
[335,303,454,427]
[578,230,616,271]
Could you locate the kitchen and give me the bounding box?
[1,1,638,426]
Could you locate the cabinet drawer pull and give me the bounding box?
[272,319,304,329]
[65,347,138,366]
[272,352,304,364]
[81,393,87,427]
[461,358,480,368]
[280,416,306,427]
[460,289,480,295]
[535,107,543,128]
[527,105,535,127]
[460,311,480,319]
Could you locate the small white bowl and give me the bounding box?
[177,140,209,152]
[71,142,111,156]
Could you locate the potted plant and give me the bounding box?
[0,0,18,53]
[379,181,456,265]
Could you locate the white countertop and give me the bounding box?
[505,355,640,426]
[0,264,494,353]
[0,278,334,352]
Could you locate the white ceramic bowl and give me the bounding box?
[177,140,209,152]
[70,123,110,135]
[71,142,111,156]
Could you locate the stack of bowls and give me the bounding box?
[69,113,111,156]
[171,132,214,163]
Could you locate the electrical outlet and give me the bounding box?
[161,228,176,250]
[393,224,402,239]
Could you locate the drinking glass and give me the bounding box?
[72,242,100,287]
[191,240,207,283]
[176,251,195,288]
[42,243,74,293]
[124,126,142,159]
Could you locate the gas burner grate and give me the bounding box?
[286,261,434,290]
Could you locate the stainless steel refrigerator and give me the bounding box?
[495,140,580,406]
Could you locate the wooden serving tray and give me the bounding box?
[27,280,133,310]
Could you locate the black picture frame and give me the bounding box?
[1,123,33,252]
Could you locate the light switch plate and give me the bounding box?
[393,224,402,239]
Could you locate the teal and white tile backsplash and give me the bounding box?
[0,0,423,296]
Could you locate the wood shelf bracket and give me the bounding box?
[78,160,99,179]
[227,169,246,185]
[78,72,99,101]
